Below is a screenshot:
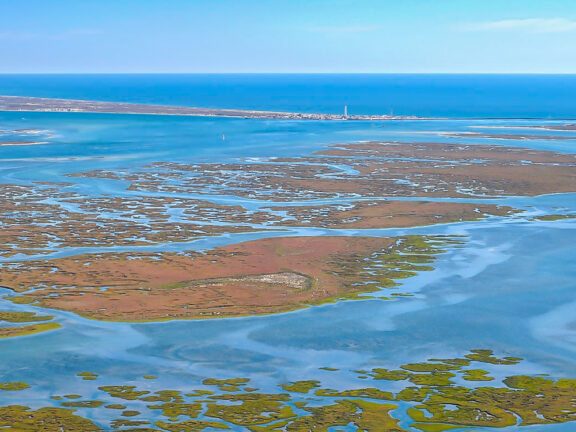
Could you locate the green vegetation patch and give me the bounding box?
[0,405,100,431]
[156,419,231,431]
[370,368,411,381]
[209,393,290,402]
[7,296,36,305]
[0,310,53,323]
[111,419,150,428]
[401,363,460,373]
[533,214,576,221]
[61,400,105,408]
[77,372,99,381]
[461,369,494,382]
[314,388,394,400]
[0,382,30,391]
[105,404,127,410]
[147,402,202,419]
[263,399,402,432]
[412,423,465,432]
[312,235,465,306]
[98,385,151,400]
[0,322,61,339]
[408,371,456,387]
[142,390,184,403]
[280,380,320,394]
[464,349,522,365]
[202,377,251,392]
[6,349,576,432]
[205,399,295,426]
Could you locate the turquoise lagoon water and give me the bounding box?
[0,75,576,431]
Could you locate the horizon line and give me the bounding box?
[1,72,576,76]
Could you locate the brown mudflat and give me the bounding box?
[440,131,576,140]
[0,235,448,321]
[0,181,511,259]
[266,200,514,229]
[73,140,576,200]
[475,124,576,132]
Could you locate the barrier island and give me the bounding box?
[0,95,419,121]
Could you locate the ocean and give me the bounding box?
[1,73,576,118]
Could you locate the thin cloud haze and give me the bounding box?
[3,0,576,73]
[0,29,102,41]
[462,18,576,33]
[306,25,380,34]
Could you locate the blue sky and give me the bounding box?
[1,0,576,73]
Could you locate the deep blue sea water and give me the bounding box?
[0,75,576,431]
[1,73,576,118]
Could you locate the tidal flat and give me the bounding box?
[0,235,462,321]
[4,350,576,431]
[1,109,576,431]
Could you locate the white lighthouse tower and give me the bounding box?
[344,105,348,119]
